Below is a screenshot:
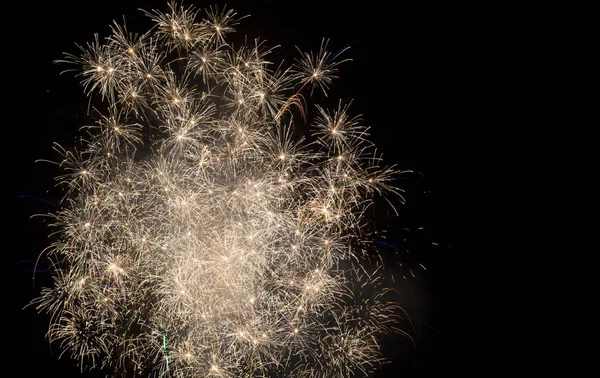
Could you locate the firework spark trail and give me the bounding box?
[31,2,412,377]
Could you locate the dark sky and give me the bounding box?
[4,1,466,376]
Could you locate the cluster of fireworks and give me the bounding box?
[32,2,412,377]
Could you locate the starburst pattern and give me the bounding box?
[31,2,412,377]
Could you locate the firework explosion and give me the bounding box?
[31,2,412,377]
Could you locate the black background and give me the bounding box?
[3,0,470,376]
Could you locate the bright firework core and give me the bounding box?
[31,2,411,377]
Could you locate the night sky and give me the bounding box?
[4,1,463,376]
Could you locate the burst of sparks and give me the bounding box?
[31,2,412,377]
